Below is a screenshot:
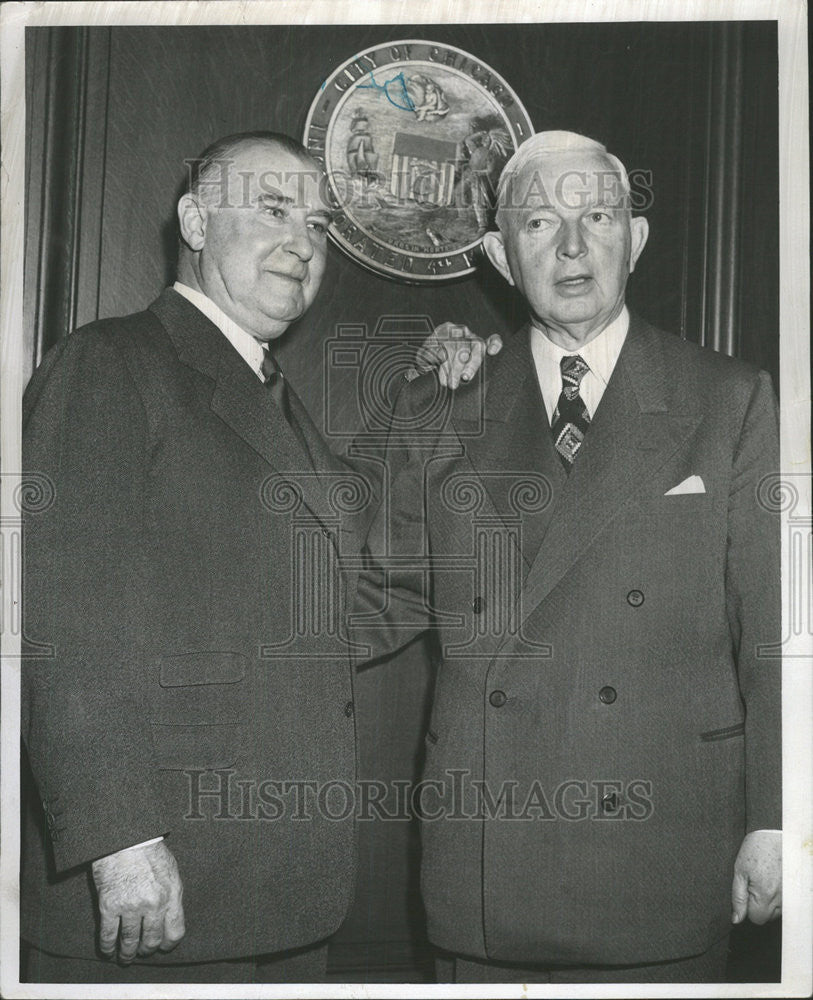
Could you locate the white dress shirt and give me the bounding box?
[529,306,629,423]
[173,281,267,381]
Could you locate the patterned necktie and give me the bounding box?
[551,354,591,471]
[261,349,291,415]
[261,348,312,462]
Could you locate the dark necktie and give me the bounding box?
[551,354,591,471]
[261,348,312,462]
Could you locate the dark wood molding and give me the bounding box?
[702,22,745,357]
[24,27,111,382]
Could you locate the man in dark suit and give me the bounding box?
[21,130,465,983]
[356,130,782,983]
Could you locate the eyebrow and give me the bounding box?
[257,193,333,221]
[257,193,295,208]
[510,202,623,218]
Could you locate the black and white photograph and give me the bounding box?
[0,1,810,996]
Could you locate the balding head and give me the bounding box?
[183,131,324,207]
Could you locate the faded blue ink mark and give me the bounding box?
[321,81,326,90]
[356,70,415,112]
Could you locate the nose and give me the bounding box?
[284,220,314,262]
[556,219,587,260]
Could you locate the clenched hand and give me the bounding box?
[416,322,504,388]
[91,840,185,963]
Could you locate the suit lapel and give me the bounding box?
[287,386,368,554]
[509,314,702,645]
[451,326,566,575]
[150,289,335,525]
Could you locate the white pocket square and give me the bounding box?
[664,475,706,496]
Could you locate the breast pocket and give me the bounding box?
[633,493,716,516]
[150,651,247,770]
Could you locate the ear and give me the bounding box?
[177,193,207,252]
[628,215,649,273]
[482,230,515,286]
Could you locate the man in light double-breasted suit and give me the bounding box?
[356,130,782,983]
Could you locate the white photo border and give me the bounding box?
[1,2,809,998]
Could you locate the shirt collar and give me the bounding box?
[173,281,266,379]
[530,306,629,387]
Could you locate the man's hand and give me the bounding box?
[91,840,185,963]
[415,322,503,389]
[731,830,782,925]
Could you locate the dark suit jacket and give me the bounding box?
[21,289,370,962]
[356,312,781,965]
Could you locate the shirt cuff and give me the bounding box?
[115,836,164,854]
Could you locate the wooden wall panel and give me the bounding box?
[23,27,110,383]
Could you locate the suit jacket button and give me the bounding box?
[599,686,617,704]
[44,810,58,840]
[627,589,644,607]
[344,700,354,718]
[601,792,619,813]
[489,690,507,708]
[472,597,484,615]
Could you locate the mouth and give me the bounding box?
[266,269,306,284]
[555,274,593,294]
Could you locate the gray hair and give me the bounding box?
[185,131,319,201]
[496,130,630,210]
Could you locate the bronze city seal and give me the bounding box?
[304,40,533,283]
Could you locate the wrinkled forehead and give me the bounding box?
[500,149,628,215]
[204,141,330,213]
